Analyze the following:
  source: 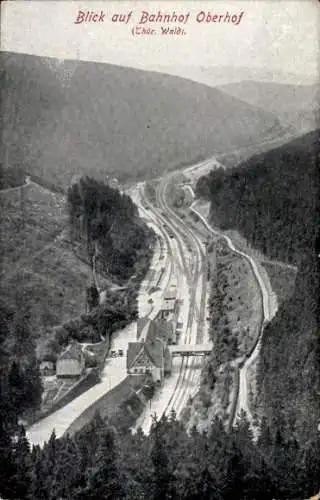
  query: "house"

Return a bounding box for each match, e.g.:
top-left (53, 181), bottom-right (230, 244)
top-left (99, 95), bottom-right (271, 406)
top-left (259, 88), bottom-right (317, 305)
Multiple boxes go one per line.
top-left (56, 341), bottom-right (85, 378)
top-left (127, 320), bottom-right (172, 383)
top-left (39, 360), bottom-right (55, 376)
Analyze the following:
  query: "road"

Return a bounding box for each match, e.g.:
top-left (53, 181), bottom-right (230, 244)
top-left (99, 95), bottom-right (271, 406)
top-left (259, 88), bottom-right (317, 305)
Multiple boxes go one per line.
top-left (27, 155), bottom-right (275, 443)
top-left (189, 199), bottom-right (278, 429)
top-left (27, 214), bottom-right (174, 446)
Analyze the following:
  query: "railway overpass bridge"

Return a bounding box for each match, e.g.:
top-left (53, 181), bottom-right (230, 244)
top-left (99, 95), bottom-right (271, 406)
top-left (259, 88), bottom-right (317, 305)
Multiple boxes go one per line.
top-left (168, 343), bottom-right (212, 357)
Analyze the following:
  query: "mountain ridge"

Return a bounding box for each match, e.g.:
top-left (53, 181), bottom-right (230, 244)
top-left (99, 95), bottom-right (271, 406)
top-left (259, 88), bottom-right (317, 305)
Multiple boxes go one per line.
top-left (1, 51), bottom-right (289, 189)
top-left (218, 80), bottom-right (319, 133)
top-left (196, 129), bottom-right (320, 446)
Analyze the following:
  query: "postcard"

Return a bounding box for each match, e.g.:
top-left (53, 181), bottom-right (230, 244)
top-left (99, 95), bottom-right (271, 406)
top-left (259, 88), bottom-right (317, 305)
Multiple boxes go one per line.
top-left (1, 2), bottom-right (319, 499)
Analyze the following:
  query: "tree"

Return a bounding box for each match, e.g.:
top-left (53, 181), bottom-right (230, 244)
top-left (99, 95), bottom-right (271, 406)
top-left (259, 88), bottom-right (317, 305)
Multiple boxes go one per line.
top-left (86, 285), bottom-right (100, 312)
top-left (120, 426), bottom-right (153, 500)
top-left (10, 309), bottom-right (32, 359)
top-left (150, 416), bottom-right (171, 500)
top-left (7, 360), bottom-right (24, 419)
top-left (233, 410), bottom-right (254, 453)
top-left (36, 429), bottom-right (58, 499)
top-left (50, 436), bottom-right (83, 499)
top-left (30, 449), bottom-right (49, 500)
top-left (23, 357), bottom-right (43, 413)
top-left (0, 417), bottom-right (16, 499)
top-left (11, 426), bottom-right (32, 499)
top-left (303, 435), bottom-right (320, 496)
top-left (80, 422), bottom-right (124, 500)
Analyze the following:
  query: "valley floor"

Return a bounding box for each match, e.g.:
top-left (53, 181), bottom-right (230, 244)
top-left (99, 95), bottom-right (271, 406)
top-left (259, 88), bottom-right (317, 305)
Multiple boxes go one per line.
top-left (25, 157), bottom-right (297, 445)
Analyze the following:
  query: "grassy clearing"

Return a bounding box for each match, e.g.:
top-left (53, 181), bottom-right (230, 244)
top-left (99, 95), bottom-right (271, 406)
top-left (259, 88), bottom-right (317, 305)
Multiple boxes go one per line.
top-left (221, 229), bottom-right (297, 309)
top-left (0, 182), bottom-right (67, 270)
top-left (179, 208), bottom-right (213, 241)
top-left (261, 261), bottom-right (297, 305)
top-left (183, 363), bottom-right (236, 432)
top-left (0, 182), bottom-right (99, 346)
top-left (209, 242), bottom-right (263, 362)
top-left (246, 356), bottom-right (260, 418)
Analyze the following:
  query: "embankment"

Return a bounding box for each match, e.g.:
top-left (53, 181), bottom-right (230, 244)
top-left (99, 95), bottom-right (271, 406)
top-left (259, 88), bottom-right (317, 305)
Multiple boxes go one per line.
top-left (65, 375), bottom-right (150, 436)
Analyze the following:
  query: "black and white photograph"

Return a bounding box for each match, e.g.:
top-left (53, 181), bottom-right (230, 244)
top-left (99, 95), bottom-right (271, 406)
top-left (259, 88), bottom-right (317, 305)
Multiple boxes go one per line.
top-left (0, 1), bottom-right (319, 498)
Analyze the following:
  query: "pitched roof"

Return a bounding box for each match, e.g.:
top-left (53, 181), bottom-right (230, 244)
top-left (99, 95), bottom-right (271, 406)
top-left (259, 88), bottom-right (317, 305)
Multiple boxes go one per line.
top-left (144, 321), bottom-right (168, 368)
top-left (156, 320), bottom-right (174, 340)
top-left (127, 342), bottom-right (144, 370)
top-left (137, 317), bottom-right (151, 340)
top-left (144, 341), bottom-right (163, 369)
top-left (164, 289), bottom-right (177, 300)
top-left (128, 319), bottom-right (173, 371)
top-left (58, 341), bottom-right (83, 362)
top-left (127, 339), bottom-right (164, 370)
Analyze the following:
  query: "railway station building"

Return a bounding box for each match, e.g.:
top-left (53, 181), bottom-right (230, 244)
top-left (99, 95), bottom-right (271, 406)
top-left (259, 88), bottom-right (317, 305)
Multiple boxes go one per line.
top-left (127, 319), bottom-right (172, 383)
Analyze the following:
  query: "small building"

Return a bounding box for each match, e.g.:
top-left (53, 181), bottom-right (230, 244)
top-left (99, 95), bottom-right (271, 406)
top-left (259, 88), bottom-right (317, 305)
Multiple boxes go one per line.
top-left (159, 289), bottom-right (178, 331)
top-left (170, 275), bottom-right (178, 288)
top-left (56, 341), bottom-right (85, 378)
top-left (164, 288), bottom-right (177, 301)
top-left (40, 360), bottom-right (55, 376)
top-left (161, 298), bottom-right (175, 316)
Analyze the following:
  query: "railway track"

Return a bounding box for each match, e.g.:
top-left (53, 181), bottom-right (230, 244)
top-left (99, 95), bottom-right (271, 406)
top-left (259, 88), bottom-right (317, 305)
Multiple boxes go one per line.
top-left (147, 175), bottom-right (209, 419)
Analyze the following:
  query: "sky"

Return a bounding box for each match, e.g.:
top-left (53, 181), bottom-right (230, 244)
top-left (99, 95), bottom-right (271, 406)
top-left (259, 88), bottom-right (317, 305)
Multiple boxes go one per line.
top-left (1, 0), bottom-right (319, 82)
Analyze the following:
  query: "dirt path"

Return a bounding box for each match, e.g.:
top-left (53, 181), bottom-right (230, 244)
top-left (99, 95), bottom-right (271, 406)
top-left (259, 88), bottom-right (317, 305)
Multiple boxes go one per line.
top-left (0, 175), bottom-right (32, 194)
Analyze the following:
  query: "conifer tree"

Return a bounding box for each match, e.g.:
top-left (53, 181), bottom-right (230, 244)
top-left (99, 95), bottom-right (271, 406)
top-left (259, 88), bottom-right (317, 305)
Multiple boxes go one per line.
top-left (7, 360), bottom-right (24, 419)
top-left (36, 429), bottom-right (58, 499)
top-left (50, 436), bottom-right (82, 499)
top-left (23, 357), bottom-right (43, 413)
top-left (80, 423), bottom-right (123, 500)
top-left (0, 417), bottom-right (16, 499)
top-left (11, 426), bottom-right (32, 499)
top-left (150, 416), bottom-right (171, 500)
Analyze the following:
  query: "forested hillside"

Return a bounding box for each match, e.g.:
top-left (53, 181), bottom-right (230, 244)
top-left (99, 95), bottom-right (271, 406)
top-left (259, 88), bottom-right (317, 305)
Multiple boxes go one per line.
top-left (1, 52), bottom-right (289, 188)
top-left (196, 130), bottom-right (320, 451)
top-left (67, 176), bottom-right (153, 282)
top-left (0, 299), bottom-right (43, 487)
top-left (37, 177), bottom-right (154, 358)
top-left (1, 410), bottom-right (319, 499)
top-left (1, 175), bottom-right (154, 424)
top-left (258, 254), bottom-right (319, 443)
top-left (219, 81), bottom-right (319, 133)
top-left (0, 162), bottom-right (26, 189)
top-left (37, 177), bottom-right (154, 359)
top-left (196, 130), bottom-right (319, 265)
